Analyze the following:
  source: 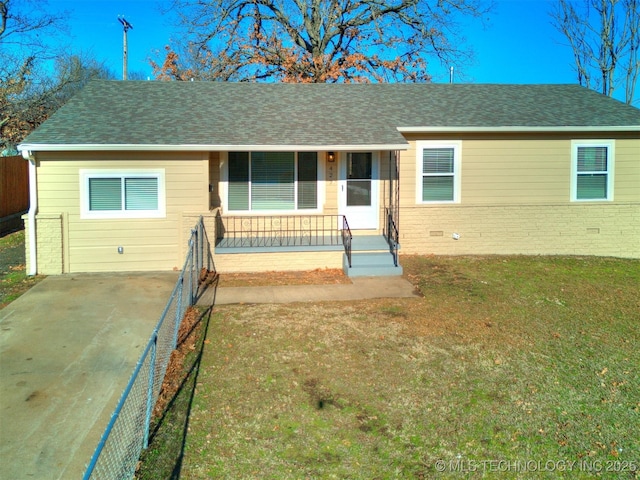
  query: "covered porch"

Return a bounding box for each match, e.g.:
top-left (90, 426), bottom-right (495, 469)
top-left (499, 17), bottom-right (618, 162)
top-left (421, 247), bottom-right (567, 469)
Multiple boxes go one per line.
top-left (206, 147), bottom-right (402, 276)
top-left (211, 213), bottom-right (401, 277)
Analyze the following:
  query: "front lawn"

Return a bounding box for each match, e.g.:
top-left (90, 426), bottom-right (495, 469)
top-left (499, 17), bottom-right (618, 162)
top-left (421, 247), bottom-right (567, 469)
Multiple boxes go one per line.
top-left (138, 255), bottom-right (640, 479)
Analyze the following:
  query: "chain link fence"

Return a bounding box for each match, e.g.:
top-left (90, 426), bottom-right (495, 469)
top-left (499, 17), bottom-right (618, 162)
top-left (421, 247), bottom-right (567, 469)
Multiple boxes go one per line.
top-left (83, 217), bottom-right (212, 480)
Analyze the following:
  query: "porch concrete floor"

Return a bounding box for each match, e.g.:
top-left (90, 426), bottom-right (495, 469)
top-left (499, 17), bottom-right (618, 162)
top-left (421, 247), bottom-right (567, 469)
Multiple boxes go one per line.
top-left (215, 234), bottom-right (390, 254)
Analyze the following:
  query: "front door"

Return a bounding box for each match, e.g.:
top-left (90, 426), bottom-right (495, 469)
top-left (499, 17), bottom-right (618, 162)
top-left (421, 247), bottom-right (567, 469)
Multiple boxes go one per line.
top-left (339, 152), bottom-right (379, 229)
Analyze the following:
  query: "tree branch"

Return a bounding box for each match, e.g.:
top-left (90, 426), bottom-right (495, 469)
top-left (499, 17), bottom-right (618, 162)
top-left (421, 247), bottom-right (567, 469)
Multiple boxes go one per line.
top-left (162, 0), bottom-right (491, 82)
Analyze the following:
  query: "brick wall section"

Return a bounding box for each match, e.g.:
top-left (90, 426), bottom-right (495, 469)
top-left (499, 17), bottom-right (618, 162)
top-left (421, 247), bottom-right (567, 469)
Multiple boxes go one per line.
top-left (181, 213), bottom-right (217, 260)
top-left (399, 203), bottom-right (640, 258)
top-left (33, 214), bottom-right (64, 274)
top-left (184, 203), bottom-right (640, 275)
top-left (23, 213), bottom-right (64, 275)
top-left (214, 251), bottom-right (343, 273)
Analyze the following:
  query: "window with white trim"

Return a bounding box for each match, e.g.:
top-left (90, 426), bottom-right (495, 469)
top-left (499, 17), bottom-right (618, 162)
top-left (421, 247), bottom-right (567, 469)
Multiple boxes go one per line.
top-left (80, 170), bottom-right (166, 219)
top-left (571, 140), bottom-right (614, 201)
top-left (416, 141), bottom-right (461, 203)
top-left (227, 152), bottom-right (318, 211)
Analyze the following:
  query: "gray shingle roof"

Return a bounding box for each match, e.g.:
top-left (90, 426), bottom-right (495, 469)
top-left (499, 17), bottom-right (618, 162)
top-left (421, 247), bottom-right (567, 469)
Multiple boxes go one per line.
top-left (21, 81), bottom-right (640, 149)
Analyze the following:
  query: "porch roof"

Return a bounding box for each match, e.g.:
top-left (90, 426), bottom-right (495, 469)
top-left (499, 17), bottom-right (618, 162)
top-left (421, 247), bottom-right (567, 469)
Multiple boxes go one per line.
top-left (20, 81), bottom-right (640, 153)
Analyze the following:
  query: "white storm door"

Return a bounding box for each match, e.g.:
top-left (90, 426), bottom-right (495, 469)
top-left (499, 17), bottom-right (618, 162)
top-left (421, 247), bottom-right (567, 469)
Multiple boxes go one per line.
top-left (339, 152), bottom-right (379, 229)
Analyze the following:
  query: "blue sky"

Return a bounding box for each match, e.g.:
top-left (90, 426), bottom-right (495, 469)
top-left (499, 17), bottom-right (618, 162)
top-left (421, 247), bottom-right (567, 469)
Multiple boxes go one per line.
top-left (51, 0), bottom-right (626, 101)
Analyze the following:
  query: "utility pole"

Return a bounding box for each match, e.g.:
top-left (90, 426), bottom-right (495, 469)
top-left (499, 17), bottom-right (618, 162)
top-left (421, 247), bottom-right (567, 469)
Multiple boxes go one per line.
top-left (118, 16), bottom-right (133, 80)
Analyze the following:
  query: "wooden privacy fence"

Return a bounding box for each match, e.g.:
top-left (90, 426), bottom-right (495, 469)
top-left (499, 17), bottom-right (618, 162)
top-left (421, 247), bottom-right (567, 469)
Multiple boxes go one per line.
top-left (0, 155), bottom-right (29, 235)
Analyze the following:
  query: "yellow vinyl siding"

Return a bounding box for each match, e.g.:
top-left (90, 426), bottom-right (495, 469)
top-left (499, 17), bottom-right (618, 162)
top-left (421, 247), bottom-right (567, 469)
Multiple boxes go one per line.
top-left (399, 134), bottom-right (640, 258)
top-left (406, 138), bottom-right (571, 205)
top-left (209, 152), bottom-right (221, 209)
top-left (398, 142), bottom-right (418, 209)
top-left (461, 140), bottom-right (568, 204)
top-left (404, 134), bottom-right (640, 205)
top-left (323, 152), bottom-right (339, 214)
top-left (614, 138), bottom-right (640, 201)
top-left (29, 134), bottom-right (638, 274)
top-left (34, 151), bottom-right (208, 273)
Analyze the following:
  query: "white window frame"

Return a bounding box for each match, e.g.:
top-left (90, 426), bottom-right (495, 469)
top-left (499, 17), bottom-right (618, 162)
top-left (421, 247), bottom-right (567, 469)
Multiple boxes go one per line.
top-left (221, 152), bottom-right (323, 214)
top-left (570, 140), bottom-right (615, 202)
top-left (80, 169), bottom-right (166, 219)
top-left (415, 140), bottom-right (462, 204)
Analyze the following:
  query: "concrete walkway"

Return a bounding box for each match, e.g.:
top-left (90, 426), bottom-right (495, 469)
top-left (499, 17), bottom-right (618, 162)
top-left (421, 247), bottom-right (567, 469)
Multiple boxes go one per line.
top-left (198, 276), bottom-right (420, 305)
top-left (0, 272), bottom-right (178, 480)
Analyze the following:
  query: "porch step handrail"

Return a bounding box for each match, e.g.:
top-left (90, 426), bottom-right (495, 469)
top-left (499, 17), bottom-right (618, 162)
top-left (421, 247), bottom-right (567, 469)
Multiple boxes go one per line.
top-left (385, 207), bottom-right (399, 267)
top-left (342, 215), bottom-right (352, 268)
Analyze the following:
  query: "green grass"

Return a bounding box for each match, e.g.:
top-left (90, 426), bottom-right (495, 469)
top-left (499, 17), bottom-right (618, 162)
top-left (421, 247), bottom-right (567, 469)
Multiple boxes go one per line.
top-left (0, 230), bottom-right (25, 249)
top-left (0, 230), bottom-right (42, 308)
top-left (139, 255), bottom-right (640, 479)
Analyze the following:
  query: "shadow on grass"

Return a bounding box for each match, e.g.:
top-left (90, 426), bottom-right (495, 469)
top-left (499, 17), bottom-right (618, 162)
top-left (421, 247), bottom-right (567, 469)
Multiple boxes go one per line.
top-left (135, 302), bottom-right (215, 480)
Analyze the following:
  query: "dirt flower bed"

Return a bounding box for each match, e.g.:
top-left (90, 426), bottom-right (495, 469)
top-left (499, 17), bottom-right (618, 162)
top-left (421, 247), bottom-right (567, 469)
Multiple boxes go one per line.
top-left (217, 268), bottom-right (350, 287)
top-left (152, 306), bottom-right (203, 418)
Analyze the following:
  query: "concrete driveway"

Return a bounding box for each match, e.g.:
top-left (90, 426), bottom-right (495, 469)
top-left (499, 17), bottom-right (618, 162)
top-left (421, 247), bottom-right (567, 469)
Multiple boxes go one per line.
top-left (0, 272), bottom-right (178, 480)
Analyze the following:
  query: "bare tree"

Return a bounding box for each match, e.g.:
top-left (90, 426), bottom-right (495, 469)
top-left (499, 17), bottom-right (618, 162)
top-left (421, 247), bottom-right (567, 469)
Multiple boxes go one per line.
top-left (154, 0), bottom-right (491, 83)
top-left (551, 0), bottom-right (639, 104)
top-left (0, 0), bottom-right (61, 45)
top-left (1, 0), bottom-right (66, 149)
top-left (1, 1), bottom-right (117, 151)
top-left (2, 52), bottom-right (116, 151)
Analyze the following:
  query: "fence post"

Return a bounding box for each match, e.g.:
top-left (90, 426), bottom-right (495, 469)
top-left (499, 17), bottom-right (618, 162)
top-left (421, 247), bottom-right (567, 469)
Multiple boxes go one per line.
top-left (174, 275), bottom-right (184, 349)
top-left (189, 230), bottom-right (196, 305)
top-left (201, 217), bottom-right (205, 270)
top-left (143, 334), bottom-right (158, 449)
top-left (198, 217), bottom-right (203, 274)
top-left (195, 224), bottom-right (200, 303)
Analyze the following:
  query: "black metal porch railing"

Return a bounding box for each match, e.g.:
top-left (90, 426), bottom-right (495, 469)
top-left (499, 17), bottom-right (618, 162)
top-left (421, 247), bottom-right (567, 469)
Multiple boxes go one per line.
top-left (385, 207), bottom-right (399, 267)
top-left (342, 216), bottom-right (352, 268)
top-left (215, 214), bottom-right (353, 262)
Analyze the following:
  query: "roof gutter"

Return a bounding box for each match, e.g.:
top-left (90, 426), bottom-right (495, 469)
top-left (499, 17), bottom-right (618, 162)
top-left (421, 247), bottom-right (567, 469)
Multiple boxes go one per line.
top-left (397, 126), bottom-right (640, 133)
top-left (21, 149), bottom-right (38, 276)
top-left (18, 143), bottom-right (410, 152)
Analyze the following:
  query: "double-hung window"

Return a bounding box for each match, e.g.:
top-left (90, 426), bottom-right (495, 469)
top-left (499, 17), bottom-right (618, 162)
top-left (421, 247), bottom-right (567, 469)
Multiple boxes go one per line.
top-left (80, 169), bottom-right (166, 219)
top-left (416, 141), bottom-right (461, 203)
top-left (571, 140), bottom-right (614, 201)
top-left (227, 152), bottom-right (318, 211)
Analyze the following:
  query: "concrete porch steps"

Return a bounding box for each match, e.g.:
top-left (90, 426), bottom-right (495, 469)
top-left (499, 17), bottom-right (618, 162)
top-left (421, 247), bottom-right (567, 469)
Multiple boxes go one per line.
top-left (213, 232), bottom-right (402, 276)
top-left (343, 252), bottom-right (403, 277)
top-left (345, 236), bottom-right (402, 277)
